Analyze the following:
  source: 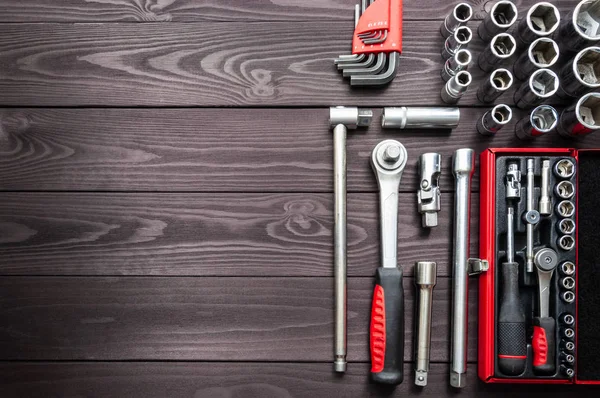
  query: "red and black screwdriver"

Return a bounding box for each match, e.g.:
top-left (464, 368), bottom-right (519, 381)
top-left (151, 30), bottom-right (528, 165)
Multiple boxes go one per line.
top-left (497, 163), bottom-right (527, 376)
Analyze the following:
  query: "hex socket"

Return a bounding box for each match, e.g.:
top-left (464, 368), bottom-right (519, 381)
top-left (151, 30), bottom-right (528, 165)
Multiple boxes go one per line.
top-left (563, 291), bottom-right (576, 303)
top-left (556, 181), bottom-right (575, 199)
top-left (563, 327), bottom-right (575, 338)
top-left (558, 0), bottom-right (600, 53)
top-left (561, 261), bottom-right (576, 276)
top-left (558, 235), bottom-right (576, 251)
top-left (514, 69), bottom-right (559, 110)
top-left (442, 49), bottom-right (471, 81)
top-left (561, 314), bottom-right (575, 325)
top-left (442, 26), bottom-right (473, 60)
top-left (441, 3), bottom-right (474, 38)
top-left (477, 104), bottom-right (512, 136)
top-left (558, 47), bottom-right (600, 99)
top-left (477, 68), bottom-right (513, 103)
top-left (554, 159), bottom-right (576, 179)
top-left (478, 33), bottom-right (517, 72)
top-left (558, 92), bottom-right (600, 137)
top-left (478, 1), bottom-right (518, 42)
top-left (515, 105), bottom-right (558, 140)
top-left (382, 107), bottom-right (461, 129)
top-left (557, 200), bottom-right (575, 218)
top-left (562, 341), bottom-right (576, 351)
top-left (557, 218), bottom-right (576, 235)
top-left (514, 2), bottom-right (560, 46)
top-left (513, 38), bottom-right (559, 81)
top-left (441, 71), bottom-right (472, 104)
top-left (561, 277), bottom-right (576, 290)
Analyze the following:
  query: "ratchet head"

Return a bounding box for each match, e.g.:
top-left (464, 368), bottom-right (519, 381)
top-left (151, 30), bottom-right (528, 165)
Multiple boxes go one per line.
top-left (329, 106), bottom-right (373, 129)
top-left (534, 247), bottom-right (559, 272)
top-left (371, 140), bottom-right (408, 177)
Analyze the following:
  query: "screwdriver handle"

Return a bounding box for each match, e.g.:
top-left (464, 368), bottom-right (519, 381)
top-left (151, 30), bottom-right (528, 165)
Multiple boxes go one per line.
top-left (533, 317), bottom-right (556, 374)
top-left (497, 261), bottom-right (527, 376)
top-left (370, 267), bottom-right (404, 385)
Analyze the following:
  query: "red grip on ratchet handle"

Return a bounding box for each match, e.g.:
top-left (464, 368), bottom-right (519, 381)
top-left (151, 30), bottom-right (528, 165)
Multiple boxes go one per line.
top-left (352, 0), bottom-right (403, 55)
top-left (533, 317), bottom-right (556, 374)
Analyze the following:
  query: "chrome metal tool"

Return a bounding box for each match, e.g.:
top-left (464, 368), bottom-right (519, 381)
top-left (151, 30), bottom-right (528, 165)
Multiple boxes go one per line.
top-left (514, 69), bottom-right (559, 110)
top-left (514, 2), bottom-right (560, 47)
top-left (524, 159), bottom-right (540, 274)
top-left (557, 47), bottom-right (600, 99)
top-left (441, 3), bottom-right (473, 38)
top-left (450, 148), bottom-right (475, 388)
top-left (418, 153), bottom-right (442, 228)
top-left (414, 261), bottom-right (437, 386)
top-left (442, 49), bottom-right (472, 82)
top-left (382, 107), bottom-right (460, 129)
top-left (478, 33), bottom-right (517, 72)
top-left (442, 26), bottom-right (473, 60)
top-left (533, 248), bottom-right (559, 374)
top-left (512, 38), bottom-right (559, 81)
top-left (557, 92), bottom-right (600, 137)
top-left (477, 68), bottom-right (513, 103)
top-left (515, 105), bottom-right (558, 140)
top-left (557, 0), bottom-right (600, 53)
top-left (330, 106), bottom-right (373, 373)
top-left (441, 71), bottom-right (472, 104)
top-left (370, 140), bottom-right (408, 385)
top-left (477, 1), bottom-right (518, 42)
top-left (477, 104), bottom-right (512, 136)
top-left (539, 160), bottom-right (552, 216)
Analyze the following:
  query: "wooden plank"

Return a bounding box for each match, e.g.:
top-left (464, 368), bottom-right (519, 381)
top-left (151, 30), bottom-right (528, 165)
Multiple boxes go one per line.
top-left (0, 1), bottom-right (577, 23)
top-left (0, 192), bottom-right (479, 277)
top-left (0, 20), bottom-right (579, 107)
top-left (2, 109), bottom-right (600, 192)
top-left (0, 276), bottom-right (477, 362)
top-left (2, 362), bottom-right (590, 398)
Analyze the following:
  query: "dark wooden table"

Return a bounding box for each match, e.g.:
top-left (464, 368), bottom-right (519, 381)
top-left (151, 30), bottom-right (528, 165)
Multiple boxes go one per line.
top-left (1, 0), bottom-right (600, 396)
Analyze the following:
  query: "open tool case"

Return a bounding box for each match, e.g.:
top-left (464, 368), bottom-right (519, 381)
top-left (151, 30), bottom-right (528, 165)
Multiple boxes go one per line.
top-left (478, 148), bottom-right (600, 384)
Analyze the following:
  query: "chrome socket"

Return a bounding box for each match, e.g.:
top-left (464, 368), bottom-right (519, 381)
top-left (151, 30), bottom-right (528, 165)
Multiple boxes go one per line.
top-left (515, 105), bottom-right (558, 140)
top-left (561, 340), bottom-right (576, 352)
top-left (441, 71), bottom-right (472, 104)
top-left (478, 33), bottom-right (517, 72)
top-left (539, 160), bottom-right (552, 216)
top-left (563, 327), bottom-right (575, 338)
top-left (477, 68), bottom-right (513, 103)
top-left (477, 1), bottom-right (518, 42)
top-left (561, 365), bottom-right (575, 378)
top-left (557, 200), bottom-right (575, 218)
top-left (382, 107), bottom-right (460, 129)
top-left (441, 3), bottom-right (474, 38)
top-left (558, 47), bottom-right (600, 99)
top-left (562, 314), bottom-right (576, 326)
top-left (561, 261), bottom-right (576, 276)
top-left (442, 49), bottom-right (472, 82)
top-left (563, 291), bottom-right (576, 304)
top-left (561, 277), bottom-right (576, 290)
top-left (514, 2), bottom-right (560, 46)
top-left (558, 235), bottom-right (576, 251)
top-left (562, 353), bottom-right (576, 364)
top-left (557, 218), bottom-right (576, 235)
top-left (477, 104), bottom-right (512, 136)
top-left (442, 26), bottom-right (473, 60)
top-left (556, 181), bottom-right (575, 199)
top-left (513, 38), bottom-right (559, 81)
top-left (554, 159), bottom-right (576, 179)
top-left (514, 69), bottom-right (559, 110)
top-left (558, 92), bottom-right (600, 137)
top-left (558, 0), bottom-right (600, 53)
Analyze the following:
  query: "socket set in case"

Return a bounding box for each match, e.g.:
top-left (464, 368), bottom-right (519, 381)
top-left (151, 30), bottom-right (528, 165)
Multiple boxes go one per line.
top-left (479, 148), bottom-right (600, 384)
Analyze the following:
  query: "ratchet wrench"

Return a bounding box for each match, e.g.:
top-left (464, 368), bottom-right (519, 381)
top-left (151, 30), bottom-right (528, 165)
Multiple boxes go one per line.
top-left (370, 139), bottom-right (408, 385)
top-left (533, 247), bottom-right (559, 374)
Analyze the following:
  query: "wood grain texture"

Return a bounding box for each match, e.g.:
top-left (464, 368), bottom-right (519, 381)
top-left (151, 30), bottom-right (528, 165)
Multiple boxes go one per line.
top-left (0, 192), bottom-right (478, 277)
top-left (0, 20), bottom-right (582, 107)
top-left (3, 108), bottom-right (600, 192)
top-left (0, 1), bottom-right (576, 22)
top-left (0, 276), bottom-right (477, 362)
top-left (4, 362), bottom-right (595, 398)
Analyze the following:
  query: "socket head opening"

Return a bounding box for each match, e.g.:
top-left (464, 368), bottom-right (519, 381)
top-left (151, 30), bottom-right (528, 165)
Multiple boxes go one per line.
top-left (565, 354), bottom-right (575, 363)
top-left (490, 69), bottom-right (513, 91)
top-left (455, 49), bottom-right (472, 66)
top-left (557, 200), bottom-right (575, 218)
top-left (558, 218), bottom-right (576, 234)
top-left (456, 71), bottom-right (472, 86)
top-left (556, 181), bottom-right (576, 199)
top-left (566, 341), bottom-right (576, 351)
top-left (562, 277), bottom-right (576, 289)
top-left (576, 92), bottom-right (600, 128)
top-left (454, 3), bottom-right (473, 23)
top-left (492, 104), bottom-right (512, 125)
top-left (454, 26), bottom-right (473, 44)
top-left (559, 235), bottom-right (576, 251)
top-left (564, 327), bottom-right (575, 337)
top-left (531, 105), bottom-right (558, 132)
top-left (491, 33), bottom-right (517, 58)
top-left (563, 314), bottom-right (576, 325)
top-left (575, 47), bottom-right (600, 86)
top-left (528, 3), bottom-right (560, 35)
top-left (530, 69), bottom-right (559, 97)
top-left (573, 0), bottom-right (600, 40)
top-left (529, 38), bottom-right (559, 67)
top-left (492, 1), bottom-right (518, 28)
top-left (561, 261), bottom-right (576, 276)
top-left (555, 159), bottom-right (576, 178)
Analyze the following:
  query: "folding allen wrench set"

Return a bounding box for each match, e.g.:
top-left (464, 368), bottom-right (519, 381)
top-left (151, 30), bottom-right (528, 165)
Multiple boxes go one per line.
top-left (327, 0), bottom-right (600, 389)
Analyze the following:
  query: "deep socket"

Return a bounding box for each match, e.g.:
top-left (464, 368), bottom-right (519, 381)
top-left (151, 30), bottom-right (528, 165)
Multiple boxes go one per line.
top-left (558, 92), bottom-right (600, 138)
top-left (477, 104), bottom-right (512, 136)
top-left (441, 71), bottom-right (472, 104)
top-left (557, 47), bottom-right (600, 98)
top-left (561, 261), bottom-right (576, 276)
top-left (556, 181), bottom-right (575, 199)
top-left (478, 33), bottom-right (517, 72)
top-left (442, 49), bottom-right (472, 82)
top-left (554, 159), bottom-right (576, 179)
top-left (515, 105), bottom-right (558, 140)
top-left (512, 38), bottom-right (559, 81)
top-left (563, 291), bottom-right (576, 304)
top-left (441, 3), bottom-right (474, 38)
top-left (442, 26), bottom-right (473, 60)
top-left (477, 68), bottom-right (513, 103)
top-left (557, 219), bottom-right (576, 235)
top-left (561, 277), bottom-right (576, 290)
top-left (514, 2), bottom-right (560, 46)
top-left (514, 69), bottom-right (559, 110)
top-left (561, 314), bottom-right (575, 325)
top-left (478, 1), bottom-right (518, 42)
top-left (557, 200), bottom-right (575, 218)
top-left (558, 0), bottom-right (600, 53)
top-left (382, 107), bottom-right (460, 129)
top-left (558, 235), bottom-right (575, 251)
